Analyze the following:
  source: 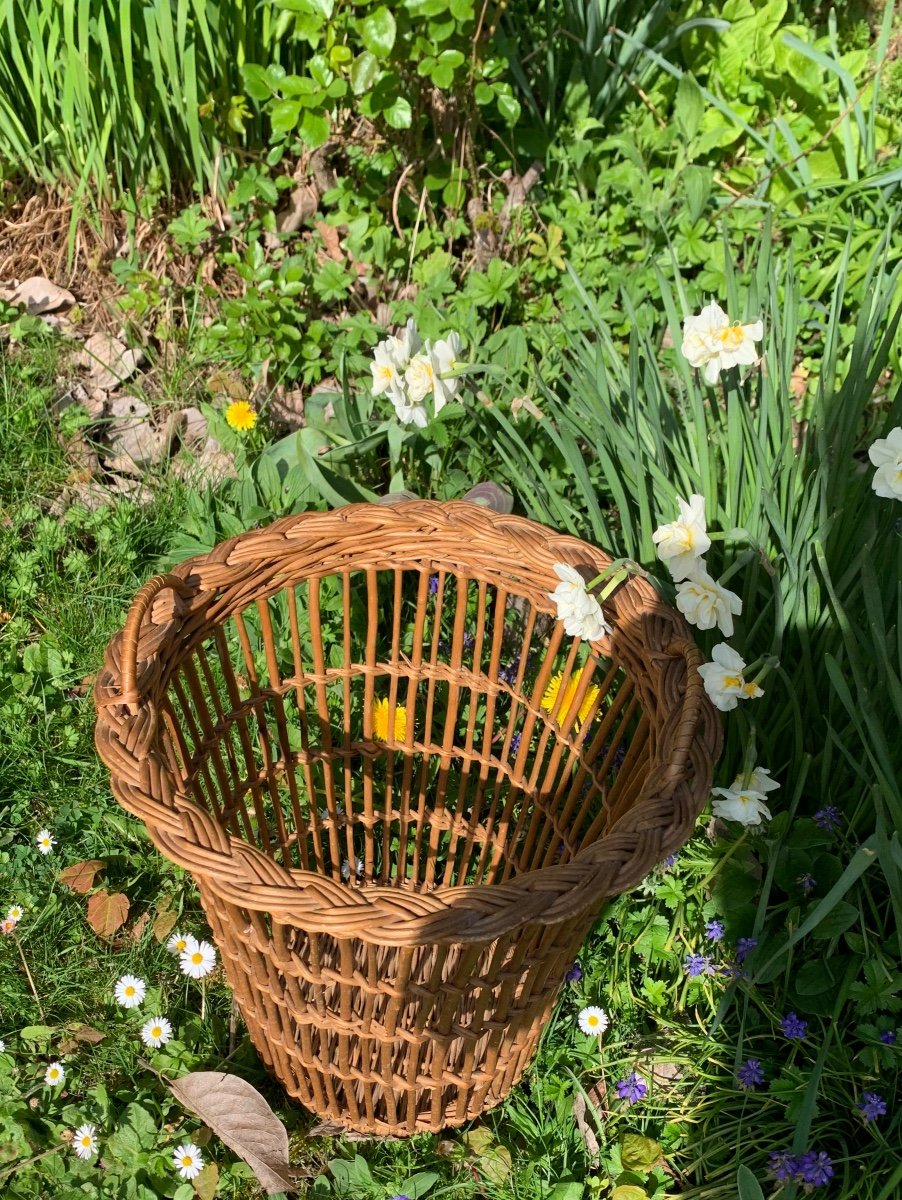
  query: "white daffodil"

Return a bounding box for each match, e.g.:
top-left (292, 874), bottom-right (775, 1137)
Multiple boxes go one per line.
top-left (140, 1016), bottom-right (173, 1048)
top-left (114, 974), bottom-right (146, 1009)
top-left (386, 317), bottom-right (421, 366)
top-left (35, 829), bottom-right (55, 855)
top-left (173, 1143), bottom-right (204, 1180)
top-left (390, 390), bottom-right (429, 429)
top-left (675, 567), bottom-right (742, 637)
top-left (711, 783), bottom-right (772, 826)
top-left (697, 643), bottom-right (763, 712)
top-left (44, 1061), bottom-right (65, 1086)
top-left (180, 938), bottom-right (217, 980)
top-left (370, 341), bottom-right (407, 403)
top-left (431, 331), bottom-right (463, 414)
top-left (405, 350), bottom-right (437, 405)
top-left (868, 426), bottom-right (902, 501)
top-left (167, 932), bottom-right (191, 955)
top-left (548, 563), bottom-right (610, 642)
top-left (681, 301), bottom-right (763, 384)
top-left (577, 1006), bottom-right (609, 1035)
top-left (73, 1123), bottom-right (98, 1160)
top-left (652, 494), bottom-right (711, 581)
top-left (738, 766), bottom-right (780, 795)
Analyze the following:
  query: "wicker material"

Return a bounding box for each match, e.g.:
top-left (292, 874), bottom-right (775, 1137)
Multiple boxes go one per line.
top-left (94, 501), bottom-right (720, 1135)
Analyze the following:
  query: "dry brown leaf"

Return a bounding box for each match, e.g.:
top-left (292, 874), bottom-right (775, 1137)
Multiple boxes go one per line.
top-left (315, 220), bottom-right (343, 262)
top-left (76, 333), bottom-right (144, 390)
top-left (167, 1071), bottom-right (296, 1195)
top-left (152, 904), bottom-right (179, 943)
top-left (59, 1024), bottom-right (106, 1054)
top-left (307, 1119), bottom-right (374, 1141)
top-left (129, 912), bottom-right (151, 942)
top-left (59, 860), bottom-right (105, 894)
top-left (192, 1162), bottom-right (219, 1200)
top-left (86, 890), bottom-right (130, 937)
top-left (0, 275), bottom-right (76, 314)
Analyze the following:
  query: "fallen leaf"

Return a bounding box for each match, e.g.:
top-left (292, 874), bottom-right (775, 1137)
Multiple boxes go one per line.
top-left (167, 1071), bottom-right (296, 1195)
top-left (86, 890), bottom-right (130, 937)
top-left (461, 1128), bottom-right (512, 1185)
top-left (193, 1161), bottom-right (219, 1200)
top-left (129, 912), bottom-right (151, 941)
top-left (76, 334), bottom-right (144, 390)
top-left (152, 904), bottom-right (179, 943)
top-left (0, 276), bottom-right (76, 314)
top-left (59, 1025), bottom-right (106, 1054)
top-left (620, 1133), bottom-right (663, 1172)
top-left (572, 1090), bottom-right (600, 1165)
top-left (59, 860), bottom-right (105, 894)
top-left (307, 1119), bottom-right (372, 1141)
top-left (315, 220), bottom-right (343, 262)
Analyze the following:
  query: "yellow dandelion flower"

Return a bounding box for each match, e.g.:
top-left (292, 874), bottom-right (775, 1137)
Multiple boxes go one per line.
top-left (540, 666), bottom-right (600, 729)
top-left (225, 400), bottom-right (257, 432)
top-left (371, 698), bottom-right (408, 743)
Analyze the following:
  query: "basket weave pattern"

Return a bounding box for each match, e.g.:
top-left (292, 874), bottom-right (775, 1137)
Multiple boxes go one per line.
top-left (95, 502), bottom-right (720, 1134)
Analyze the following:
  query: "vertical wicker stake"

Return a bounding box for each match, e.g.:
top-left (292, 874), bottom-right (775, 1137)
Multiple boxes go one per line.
top-left (95, 502), bottom-right (720, 1135)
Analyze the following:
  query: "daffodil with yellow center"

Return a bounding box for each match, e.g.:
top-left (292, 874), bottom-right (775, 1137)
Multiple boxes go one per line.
top-left (541, 666), bottom-right (599, 729)
top-left (371, 698), bottom-right (408, 743)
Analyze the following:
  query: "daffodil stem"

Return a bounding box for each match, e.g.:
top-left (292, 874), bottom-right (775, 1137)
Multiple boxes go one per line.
top-left (14, 933), bottom-right (45, 1024)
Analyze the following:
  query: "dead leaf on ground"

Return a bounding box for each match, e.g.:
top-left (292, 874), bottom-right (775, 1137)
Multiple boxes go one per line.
top-left (307, 1119), bottom-right (373, 1141)
top-left (152, 903), bottom-right (179, 943)
top-left (315, 220), bottom-right (343, 262)
top-left (59, 1024), bottom-right (106, 1054)
top-left (76, 333), bottom-right (144, 390)
top-left (0, 275), bottom-right (76, 314)
top-left (59, 859), bottom-right (105, 894)
top-left (572, 1089), bottom-right (600, 1165)
top-left (167, 1071), bottom-right (297, 1195)
top-left (461, 1127), bottom-right (512, 1184)
top-left (129, 911), bottom-right (151, 942)
top-left (192, 1162), bottom-right (219, 1200)
top-left (86, 890), bottom-right (130, 937)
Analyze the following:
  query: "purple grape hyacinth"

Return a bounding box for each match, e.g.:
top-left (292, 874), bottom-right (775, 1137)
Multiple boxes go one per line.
top-left (737, 1059), bottom-right (765, 1088)
top-left (880, 1029), bottom-right (897, 1045)
top-left (781, 1012), bottom-right (808, 1040)
top-left (798, 1151), bottom-right (834, 1187)
top-left (859, 1091), bottom-right (887, 1121)
top-left (768, 1152), bottom-right (800, 1183)
top-left (798, 873), bottom-right (816, 895)
top-left (736, 936), bottom-right (757, 963)
top-left (813, 805), bottom-right (842, 831)
top-left (615, 1072), bottom-right (648, 1103)
top-left (564, 962), bottom-right (582, 983)
top-left (705, 919), bottom-right (725, 942)
top-left (684, 953), bottom-right (712, 977)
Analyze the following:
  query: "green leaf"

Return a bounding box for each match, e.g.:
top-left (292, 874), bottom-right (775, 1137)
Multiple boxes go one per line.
top-left (241, 63), bottom-right (274, 101)
top-left (675, 73), bottom-right (704, 140)
top-left (299, 109), bottom-right (330, 147)
top-left (620, 1134), bottom-right (661, 1171)
top-left (737, 1165), bottom-right (765, 1200)
top-left (683, 164), bottom-right (712, 224)
top-left (383, 96), bottom-right (412, 129)
top-left (270, 98), bottom-right (302, 134)
top-left (19, 1025), bottom-right (54, 1043)
top-left (398, 1173), bottom-right (439, 1198)
top-left (546, 1185), bottom-right (584, 1200)
top-left (350, 52), bottom-right (379, 96)
top-left (810, 900), bottom-right (858, 940)
top-left (359, 7), bottom-right (397, 59)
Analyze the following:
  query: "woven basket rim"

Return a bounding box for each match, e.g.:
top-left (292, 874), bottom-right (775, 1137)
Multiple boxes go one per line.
top-left (94, 501), bottom-right (721, 944)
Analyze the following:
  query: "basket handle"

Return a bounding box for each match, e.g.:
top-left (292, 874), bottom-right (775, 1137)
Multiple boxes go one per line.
top-left (119, 573), bottom-right (195, 706)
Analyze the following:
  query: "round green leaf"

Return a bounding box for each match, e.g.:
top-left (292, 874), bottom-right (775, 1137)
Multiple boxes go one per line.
top-left (383, 96), bottom-right (412, 129)
top-left (359, 7), bottom-right (396, 59)
top-left (474, 81), bottom-right (494, 105)
top-left (299, 109), bottom-right (330, 148)
top-left (350, 51), bottom-right (379, 96)
top-left (269, 98), bottom-right (302, 134)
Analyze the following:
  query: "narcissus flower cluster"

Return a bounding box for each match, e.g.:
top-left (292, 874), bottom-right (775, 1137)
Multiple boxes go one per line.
top-left (681, 301), bottom-right (763, 384)
top-left (371, 318), bottom-right (464, 428)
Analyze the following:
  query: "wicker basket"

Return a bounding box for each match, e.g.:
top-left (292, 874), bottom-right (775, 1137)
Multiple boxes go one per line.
top-left (94, 501), bottom-right (719, 1135)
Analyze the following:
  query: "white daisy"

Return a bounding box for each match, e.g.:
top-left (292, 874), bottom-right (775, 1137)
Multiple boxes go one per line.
top-left (44, 1061), bottom-right (65, 1086)
top-left (0, 1039), bottom-right (6, 1052)
top-left (173, 1142), bottom-right (204, 1180)
top-left (167, 931), bottom-right (191, 955)
top-left (578, 1006), bottom-right (610, 1036)
top-left (140, 1016), bottom-right (173, 1048)
top-left (6, 904), bottom-right (24, 924)
top-left (114, 974), bottom-right (146, 1008)
top-left (179, 940), bottom-right (217, 980)
top-left (73, 1123), bottom-right (98, 1160)
top-left (36, 829), bottom-right (56, 855)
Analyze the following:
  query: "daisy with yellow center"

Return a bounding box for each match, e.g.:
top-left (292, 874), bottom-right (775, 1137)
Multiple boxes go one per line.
top-left (224, 400), bottom-right (257, 432)
top-left (73, 1123), bottom-right (98, 1160)
top-left (44, 1061), bottom-right (65, 1086)
top-left (578, 1006), bottom-right (609, 1036)
top-left (179, 936), bottom-right (217, 979)
top-left (371, 698), bottom-right (408, 743)
top-left (173, 1142), bottom-right (204, 1180)
top-left (140, 1016), bottom-right (173, 1048)
top-left (540, 666), bottom-right (600, 730)
top-left (114, 974), bottom-right (146, 1008)
top-left (167, 931), bottom-right (190, 955)
top-left (36, 829), bottom-right (56, 854)
top-left (6, 904), bottom-right (24, 924)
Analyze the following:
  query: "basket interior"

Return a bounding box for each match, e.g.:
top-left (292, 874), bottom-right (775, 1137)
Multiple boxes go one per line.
top-left (154, 566), bottom-right (650, 891)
